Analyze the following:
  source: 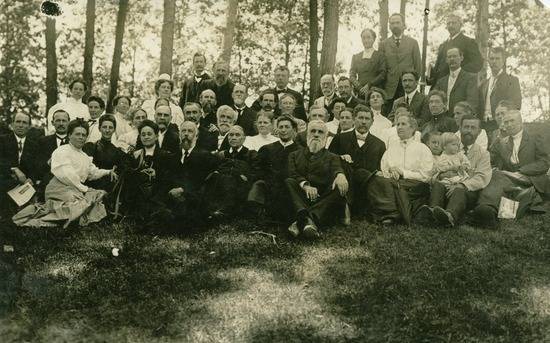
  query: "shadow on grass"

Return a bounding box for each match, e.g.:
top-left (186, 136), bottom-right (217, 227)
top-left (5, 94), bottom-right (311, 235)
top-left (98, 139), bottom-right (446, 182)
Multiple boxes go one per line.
top-left (1, 218), bottom-right (308, 341)
top-left (247, 322), bottom-right (343, 343)
top-left (316, 218), bottom-right (550, 342)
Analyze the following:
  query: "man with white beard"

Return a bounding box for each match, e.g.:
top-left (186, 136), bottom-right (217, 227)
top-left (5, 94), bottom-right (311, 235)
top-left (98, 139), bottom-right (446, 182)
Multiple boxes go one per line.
top-left (285, 120), bottom-right (349, 239)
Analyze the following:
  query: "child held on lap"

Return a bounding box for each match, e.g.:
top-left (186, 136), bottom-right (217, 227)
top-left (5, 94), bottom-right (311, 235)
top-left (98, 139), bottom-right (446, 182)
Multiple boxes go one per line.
top-left (432, 132), bottom-right (471, 186)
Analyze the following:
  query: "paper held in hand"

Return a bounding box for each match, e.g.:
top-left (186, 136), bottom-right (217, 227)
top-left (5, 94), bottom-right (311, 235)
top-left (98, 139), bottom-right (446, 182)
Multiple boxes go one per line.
top-left (8, 182), bottom-right (36, 207)
top-left (498, 196), bottom-right (519, 219)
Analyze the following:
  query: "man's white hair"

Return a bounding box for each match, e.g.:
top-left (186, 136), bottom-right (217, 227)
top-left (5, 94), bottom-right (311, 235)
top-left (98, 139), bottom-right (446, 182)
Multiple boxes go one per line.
top-left (216, 105), bottom-right (237, 123)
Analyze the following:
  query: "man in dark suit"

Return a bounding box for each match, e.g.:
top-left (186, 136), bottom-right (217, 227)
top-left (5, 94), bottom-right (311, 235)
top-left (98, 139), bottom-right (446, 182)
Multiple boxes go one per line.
top-left (166, 121), bottom-right (220, 229)
top-left (251, 66), bottom-right (306, 121)
top-left (179, 52), bottom-right (211, 107)
top-left (182, 102), bottom-right (218, 151)
top-left (36, 109), bottom-right (70, 194)
top-left (0, 112), bottom-right (39, 214)
top-left (478, 47), bottom-right (522, 131)
top-left (421, 90), bottom-right (458, 137)
top-left (203, 125), bottom-right (257, 220)
top-left (152, 105), bottom-right (180, 154)
top-left (215, 105), bottom-right (237, 151)
top-left (379, 13), bottom-right (422, 101)
top-left (427, 12), bottom-right (483, 85)
top-left (232, 83), bottom-right (257, 136)
top-left (328, 105), bottom-right (386, 216)
top-left (248, 116), bottom-right (301, 222)
top-left (198, 60), bottom-right (235, 108)
top-left (286, 120), bottom-right (349, 239)
top-left (391, 70), bottom-right (430, 125)
top-left (337, 76), bottom-right (365, 109)
top-left (198, 89), bottom-right (218, 128)
top-left (434, 47), bottom-right (479, 115)
top-left (473, 110), bottom-right (550, 227)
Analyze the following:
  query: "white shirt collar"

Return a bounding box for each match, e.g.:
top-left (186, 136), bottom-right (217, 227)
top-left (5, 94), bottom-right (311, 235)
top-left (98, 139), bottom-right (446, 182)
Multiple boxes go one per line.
top-left (511, 129), bottom-right (523, 141)
top-left (14, 134), bottom-right (26, 144)
top-left (67, 97), bottom-right (82, 104)
top-left (280, 139), bottom-right (294, 147)
top-left (229, 146), bottom-right (243, 154)
top-left (491, 69), bottom-right (503, 79)
top-left (450, 32), bottom-right (461, 40)
top-left (405, 90), bottom-right (416, 100)
top-left (342, 127), bottom-right (354, 133)
top-left (450, 67), bottom-right (461, 78)
top-left (355, 129), bottom-right (368, 138)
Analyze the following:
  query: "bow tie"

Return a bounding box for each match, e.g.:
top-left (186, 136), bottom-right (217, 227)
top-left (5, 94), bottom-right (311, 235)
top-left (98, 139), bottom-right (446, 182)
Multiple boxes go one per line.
top-left (88, 119), bottom-right (97, 125)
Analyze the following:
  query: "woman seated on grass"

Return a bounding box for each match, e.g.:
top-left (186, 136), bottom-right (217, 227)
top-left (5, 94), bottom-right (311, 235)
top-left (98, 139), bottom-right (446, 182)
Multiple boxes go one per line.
top-left (366, 114), bottom-right (433, 225)
top-left (13, 119), bottom-right (118, 228)
top-left (82, 114), bottom-right (129, 192)
top-left (121, 119), bottom-right (173, 225)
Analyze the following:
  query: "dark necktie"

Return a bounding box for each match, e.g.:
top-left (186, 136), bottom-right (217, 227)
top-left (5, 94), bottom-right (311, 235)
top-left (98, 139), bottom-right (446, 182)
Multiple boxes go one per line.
top-left (405, 95), bottom-right (409, 105)
top-left (463, 145), bottom-right (469, 155)
top-left (508, 136), bottom-right (515, 163)
top-left (395, 37), bottom-right (401, 47)
top-left (17, 140), bottom-right (23, 162)
top-left (184, 149), bottom-right (189, 159)
top-left (57, 136), bottom-right (67, 145)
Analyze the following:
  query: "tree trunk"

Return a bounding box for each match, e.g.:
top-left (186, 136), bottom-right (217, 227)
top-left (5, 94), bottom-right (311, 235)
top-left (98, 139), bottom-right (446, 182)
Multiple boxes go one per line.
top-left (319, 0), bottom-right (339, 76)
top-left (500, 0), bottom-right (507, 69)
top-left (420, 0), bottom-right (430, 93)
top-left (284, 2), bottom-right (295, 67)
top-left (221, 0), bottom-right (239, 66)
top-left (379, 0), bottom-right (389, 42)
top-left (82, 0), bottom-right (95, 99)
top-left (107, 0), bottom-right (129, 114)
top-left (400, 0), bottom-right (407, 25)
top-left (476, 0), bottom-right (489, 83)
top-left (160, 0), bottom-right (176, 75)
top-left (308, 0), bottom-right (320, 105)
top-left (45, 17), bottom-right (58, 116)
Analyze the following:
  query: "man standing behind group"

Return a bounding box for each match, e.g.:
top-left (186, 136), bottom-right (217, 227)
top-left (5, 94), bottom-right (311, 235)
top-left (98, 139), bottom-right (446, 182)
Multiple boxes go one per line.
top-left (252, 66), bottom-right (306, 121)
top-left (434, 47), bottom-right (479, 114)
top-left (199, 60), bottom-right (235, 107)
top-left (232, 83), bottom-right (257, 136)
top-left (179, 52), bottom-right (211, 106)
top-left (379, 13), bottom-right (421, 102)
top-left (427, 12), bottom-right (483, 86)
top-left (391, 71), bottom-right (429, 126)
top-left (478, 47), bottom-right (522, 132)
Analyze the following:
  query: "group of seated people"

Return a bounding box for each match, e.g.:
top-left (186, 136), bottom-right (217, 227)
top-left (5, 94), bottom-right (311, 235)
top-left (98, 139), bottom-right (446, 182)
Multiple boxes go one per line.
top-left (1, 15), bottom-right (547, 237)
top-left (0, 64), bottom-right (547, 238)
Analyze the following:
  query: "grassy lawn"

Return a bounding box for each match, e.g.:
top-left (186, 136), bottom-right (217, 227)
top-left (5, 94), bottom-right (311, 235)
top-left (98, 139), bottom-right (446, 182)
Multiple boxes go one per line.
top-left (1, 212), bottom-right (550, 342)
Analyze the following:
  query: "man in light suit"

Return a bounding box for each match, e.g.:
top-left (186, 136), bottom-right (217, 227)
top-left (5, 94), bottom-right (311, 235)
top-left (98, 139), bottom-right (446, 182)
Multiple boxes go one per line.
top-left (417, 115), bottom-right (491, 227)
top-left (313, 74), bottom-right (337, 111)
top-left (434, 47), bottom-right (479, 115)
top-left (379, 13), bottom-right (422, 101)
top-left (427, 12), bottom-right (483, 86)
top-left (478, 47), bottom-right (522, 132)
top-left (473, 110), bottom-right (550, 227)
top-left (391, 70), bottom-right (430, 126)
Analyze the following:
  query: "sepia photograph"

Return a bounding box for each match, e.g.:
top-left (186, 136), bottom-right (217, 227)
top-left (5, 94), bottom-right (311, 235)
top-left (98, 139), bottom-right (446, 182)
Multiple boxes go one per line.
top-left (1, 0), bottom-right (550, 341)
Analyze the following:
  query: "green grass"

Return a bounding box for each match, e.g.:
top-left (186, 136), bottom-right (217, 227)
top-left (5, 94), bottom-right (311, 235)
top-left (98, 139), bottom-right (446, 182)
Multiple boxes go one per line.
top-left (1, 213), bottom-right (550, 342)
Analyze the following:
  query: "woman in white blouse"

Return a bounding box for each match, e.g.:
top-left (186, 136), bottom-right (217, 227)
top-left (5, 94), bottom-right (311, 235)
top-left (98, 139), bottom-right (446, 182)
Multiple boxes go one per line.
top-left (112, 95), bottom-right (134, 138)
top-left (243, 114), bottom-right (278, 151)
top-left (13, 120), bottom-right (118, 228)
top-left (365, 87), bottom-right (392, 140)
top-left (46, 79), bottom-right (90, 134)
top-left (117, 108), bottom-right (147, 152)
top-left (367, 115), bottom-right (434, 225)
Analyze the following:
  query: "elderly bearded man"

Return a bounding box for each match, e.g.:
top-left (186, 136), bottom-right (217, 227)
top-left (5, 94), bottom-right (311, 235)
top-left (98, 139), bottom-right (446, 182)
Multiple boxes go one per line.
top-left (285, 120), bottom-right (349, 239)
